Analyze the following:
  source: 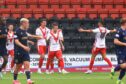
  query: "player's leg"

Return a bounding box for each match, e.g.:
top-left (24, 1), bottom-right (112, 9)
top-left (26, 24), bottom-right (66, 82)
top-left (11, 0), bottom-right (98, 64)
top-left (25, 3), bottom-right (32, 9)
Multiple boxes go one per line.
top-left (13, 64), bottom-right (22, 84)
top-left (85, 47), bottom-right (98, 74)
top-left (101, 48), bottom-right (113, 68)
top-left (9, 50), bottom-right (15, 73)
top-left (38, 46), bottom-right (46, 73)
top-left (0, 48), bottom-right (8, 78)
top-left (46, 51), bottom-right (54, 74)
top-left (23, 53), bottom-right (34, 84)
top-left (56, 50), bottom-right (68, 74)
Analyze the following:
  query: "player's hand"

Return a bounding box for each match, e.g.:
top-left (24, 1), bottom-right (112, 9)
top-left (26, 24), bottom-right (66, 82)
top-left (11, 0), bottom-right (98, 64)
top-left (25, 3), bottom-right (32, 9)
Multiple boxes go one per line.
top-left (61, 45), bottom-right (65, 51)
top-left (78, 28), bottom-right (84, 32)
top-left (28, 41), bottom-right (34, 45)
top-left (23, 46), bottom-right (30, 52)
top-left (113, 29), bottom-right (117, 32)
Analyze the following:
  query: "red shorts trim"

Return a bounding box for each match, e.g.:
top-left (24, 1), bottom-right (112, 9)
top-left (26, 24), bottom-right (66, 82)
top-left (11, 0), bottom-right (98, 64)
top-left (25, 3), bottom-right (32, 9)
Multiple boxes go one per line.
top-left (92, 47), bottom-right (106, 55)
top-left (48, 50), bottom-right (62, 59)
top-left (37, 46), bottom-right (46, 55)
top-left (8, 49), bottom-right (14, 56)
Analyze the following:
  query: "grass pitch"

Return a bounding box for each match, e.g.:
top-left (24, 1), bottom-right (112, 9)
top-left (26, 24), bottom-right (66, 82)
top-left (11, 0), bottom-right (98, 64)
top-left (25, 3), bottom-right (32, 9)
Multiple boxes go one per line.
top-left (0, 72), bottom-right (126, 84)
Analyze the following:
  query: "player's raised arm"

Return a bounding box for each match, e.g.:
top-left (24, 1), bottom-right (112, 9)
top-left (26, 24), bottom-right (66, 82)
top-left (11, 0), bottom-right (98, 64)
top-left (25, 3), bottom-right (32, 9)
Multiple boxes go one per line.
top-left (78, 28), bottom-right (92, 33)
top-left (27, 32), bottom-right (43, 39)
top-left (109, 29), bottom-right (117, 33)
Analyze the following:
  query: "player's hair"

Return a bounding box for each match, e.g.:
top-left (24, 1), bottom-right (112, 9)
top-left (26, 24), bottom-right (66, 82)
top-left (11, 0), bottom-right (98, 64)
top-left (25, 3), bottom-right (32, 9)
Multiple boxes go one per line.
top-left (52, 22), bottom-right (58, 27)
top-left (0, 17), bottom-right (5, 25)
top-left (120, 18), bottom-right (126, 25)
top-left (20, 18), bottom-right (29, 23)
top-left (40, 18), bottom-right (47, 23)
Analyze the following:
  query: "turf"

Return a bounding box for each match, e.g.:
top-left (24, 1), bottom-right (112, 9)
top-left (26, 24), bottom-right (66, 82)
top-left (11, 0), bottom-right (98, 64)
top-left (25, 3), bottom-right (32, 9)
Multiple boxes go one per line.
top-left (0, 72), bottom-right (126, 84)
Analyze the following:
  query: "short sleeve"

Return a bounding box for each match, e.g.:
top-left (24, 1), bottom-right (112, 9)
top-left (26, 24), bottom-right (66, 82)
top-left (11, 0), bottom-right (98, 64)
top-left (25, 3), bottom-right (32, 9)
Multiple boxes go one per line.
top-left (46, 33), bottom-right (51, 40)
top-left (36, 29), bottom-right (41, 36)
top-left (106, 29), bottom-right (110, 34)
top-left (59, 30), bottom-right (63, 40)
top-left (114, 30), bottom-right (120, 39)
top-left (14, 30), bottom-right (19, 40)
top-left (92, 28), bottom-right (100, 33)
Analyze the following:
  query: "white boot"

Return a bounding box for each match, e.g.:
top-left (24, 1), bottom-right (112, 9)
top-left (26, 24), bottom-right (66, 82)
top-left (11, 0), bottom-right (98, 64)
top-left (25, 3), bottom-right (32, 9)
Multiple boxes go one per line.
top-left (50, 70), bottom-right (54, 74)
top-left (38, 68), bottom-right (42, 74)
top-left (58, 68), bottom-right (61, 73)
top-left (45, 70), bottom-right (50, 74)
top-left (61, 69), bottom-right (69, 74)
top-left (85, 70), bottom-right (93, 74)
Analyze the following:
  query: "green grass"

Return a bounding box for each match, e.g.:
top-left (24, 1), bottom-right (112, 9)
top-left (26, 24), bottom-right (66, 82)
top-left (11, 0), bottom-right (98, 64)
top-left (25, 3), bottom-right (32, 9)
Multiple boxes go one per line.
top-left (0, 72), bottom-right (126, 84)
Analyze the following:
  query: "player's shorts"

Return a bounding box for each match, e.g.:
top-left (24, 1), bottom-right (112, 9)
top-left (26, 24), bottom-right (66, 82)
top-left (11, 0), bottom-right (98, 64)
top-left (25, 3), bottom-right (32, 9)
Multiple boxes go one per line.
top-left (92, 47), bottom-right (106, 55)
top-left (48, 50), bottom-right (62, 59)
top-left (8, 49), bottom-right (14, 56)
top-left (37, 45), bottom-right (46, 55)
top-left (0, 46), bottom-right (8, 57)
top-left (14, 51), bottom-right (30, 64)
top-left (116, 51), bottom-right (126, 64)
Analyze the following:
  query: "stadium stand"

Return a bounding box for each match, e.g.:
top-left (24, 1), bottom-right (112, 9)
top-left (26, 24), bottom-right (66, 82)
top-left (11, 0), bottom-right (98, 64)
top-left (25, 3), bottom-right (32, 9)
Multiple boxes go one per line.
top-left (0, 0), bottom-right (125, 54)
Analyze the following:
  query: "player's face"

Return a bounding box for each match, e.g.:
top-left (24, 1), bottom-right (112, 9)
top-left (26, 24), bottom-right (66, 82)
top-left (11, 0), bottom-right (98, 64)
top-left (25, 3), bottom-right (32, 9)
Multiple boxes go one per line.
top-left (22, 21), bottom-right (29, 30)
top-left (53, 25), bottom-right (58, 31)
top-left (8, 25), bottom-right (14, 31)
top-left (98, 22), bottom-right (103, 27)
top-left (41, 21), bottom-right (47, 27)
top-left (123, 23), bottom-right (126, 29)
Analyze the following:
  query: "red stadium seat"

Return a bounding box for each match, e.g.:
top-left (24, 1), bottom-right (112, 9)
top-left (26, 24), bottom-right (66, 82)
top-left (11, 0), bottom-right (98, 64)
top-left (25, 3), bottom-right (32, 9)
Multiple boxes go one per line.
top-left (11, 9), bottom-right (22, 18)
top-left (98, 9), bottom-right (108, 20)
top-left (66, 8), bottom-right (76, 19)
top-left (92, 0), bottom-right (103, 9)
top-left (70, 0), bottom-right (81, 8)
top-left (109, 9), bottom-right (119, 19)
top-left (50, 0), bottom-right (60, 8)
top-left (120, 9), bottom-right (126, 18)
top-left (44, 9), bottom-right (54, 19)
top-left (103, 0), bottom-right (114, 9)
top-left (87, 9), bottom-right (98, 19)
top-left (17, 0), bottom-right (27, 8)
top-left (114, 0), bottom-right (124, 9)
top-left (0, 9), bottom-right (10, 17)
top-left (55, 9), bottom-right (65, 19)
top-left (60, 0), bottom-right (70, 8)
top-left (33, 9), bottom-right (43, 19)
top-left (0, 0), bottom-right (5, 8)
top-left (82, 0), bottom-right (92, 9)
top-left (27, 0), bottom-right (38, 8)
top-left (6, 0), bottom-right (16, 8)
top-left (38, 0), bottom-right (49, 9)
top-left (22, 9), bottom-right (33, 18)
top-left (76, 8), bottom-right (87, 19)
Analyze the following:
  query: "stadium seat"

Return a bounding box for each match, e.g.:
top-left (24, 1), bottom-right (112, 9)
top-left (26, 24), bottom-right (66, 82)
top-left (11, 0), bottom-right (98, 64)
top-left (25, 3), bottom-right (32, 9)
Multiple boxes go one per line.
top-left (0, 9), bottom-right (10, 17)
top-left (92, 0), bottom-right (103, 9)
top-left (60, 17), bottom-right (70, 28)
top-left (70, 0), bottom-right (81, 8)
top-left (87, 9), bottom-right (98, 19)
top-left (114, 0), bottom-right (124, 9)
top-left (55, 8), bottom-right (65, 19)
top-left (17, 0), bottom-right (27, 8)
top-left (120, 9), bottom-right (126, 18)
top-left (60, 0), bottom-right (70, 8)
top-left (33, 9), bottom-right (43, 19)
top-left (76, 8), bottom-right (87, 19)
top-left (50, 0), bottom-right (60, 8)
top-left (11, 9), bottom-right (22, 18)
top-left (0, 0), bottom-right (5, 8)
top-left (71, 17), bottom-right (81, 29)
top-left (82, 0), bottom-right (92, 9)
top-left (27, 0), bottom-right (38, 8)
top-left (109, 9), bottom-right (119, 19)
top-left (81, 17), bottom-right (93, 28)
top-left (98, 9), bottom-right (108, 20)
top-left (22, 9), bottom-right (33, 18)
top-left (38, 0), bottom-right (49, 9)
top-left (103, 0), bottom-right (114, 9)
top-left (6, 0), bottom-right (16, 8)
top-left (66, 9), bottom-right (76, 19)
top-left (44, 9), bottom-right (54, 19)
